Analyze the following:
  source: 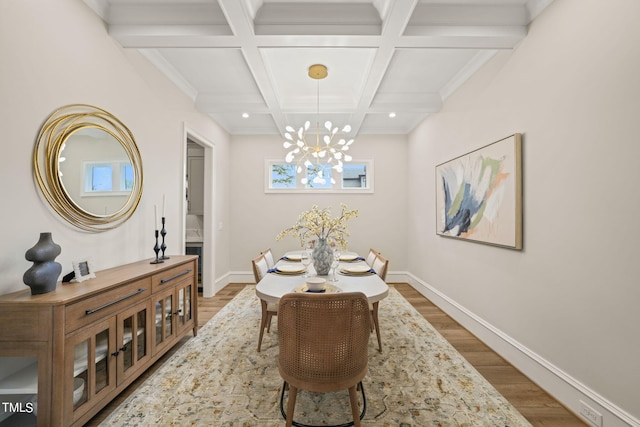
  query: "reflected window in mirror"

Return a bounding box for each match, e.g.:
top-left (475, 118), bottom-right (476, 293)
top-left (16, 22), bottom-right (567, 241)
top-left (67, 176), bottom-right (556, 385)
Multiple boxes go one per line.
top-left (82, 162), bottom-right (134, 194)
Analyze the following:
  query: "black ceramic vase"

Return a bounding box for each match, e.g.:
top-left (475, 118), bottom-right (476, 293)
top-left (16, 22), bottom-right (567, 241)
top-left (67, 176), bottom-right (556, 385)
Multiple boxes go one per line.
top-left (23, 232), bottom-right (62, 295)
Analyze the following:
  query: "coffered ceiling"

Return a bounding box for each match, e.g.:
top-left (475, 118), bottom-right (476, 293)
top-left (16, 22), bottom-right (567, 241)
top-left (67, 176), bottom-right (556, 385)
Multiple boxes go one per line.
top-left (83, 0), bottom-right (554, 136)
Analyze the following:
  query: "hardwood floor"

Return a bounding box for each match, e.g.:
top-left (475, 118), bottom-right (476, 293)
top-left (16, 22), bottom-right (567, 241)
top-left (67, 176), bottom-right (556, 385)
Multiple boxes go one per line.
top-left (393, 283), bottom-right (586, 427)
top-left (86, 283), bottom-right (585, 426)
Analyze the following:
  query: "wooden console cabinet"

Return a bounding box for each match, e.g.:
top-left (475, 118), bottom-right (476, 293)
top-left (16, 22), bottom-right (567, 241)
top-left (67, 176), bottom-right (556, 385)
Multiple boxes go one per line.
top-left (0, 256), bottom-right (198, 426)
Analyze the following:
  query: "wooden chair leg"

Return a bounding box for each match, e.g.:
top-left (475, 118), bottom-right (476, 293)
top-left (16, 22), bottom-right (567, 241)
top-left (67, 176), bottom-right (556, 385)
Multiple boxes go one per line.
top-left (372, 301), bottom-right (382, 352)
top-left (257, 300), bottom-right (268, 352)
top-left (266, 312), bottom-right (273, 332)
top-left (286, 385), bottom-right (298, 427)
top-left (348, 385), bottom-right (360, 427)
top-left (369, 312), bottom-right (374, 332)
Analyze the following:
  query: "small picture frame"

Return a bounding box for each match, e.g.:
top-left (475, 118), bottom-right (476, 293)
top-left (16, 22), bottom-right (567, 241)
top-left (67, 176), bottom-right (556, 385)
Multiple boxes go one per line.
top-left (72, 258), bottom-right (96, 282)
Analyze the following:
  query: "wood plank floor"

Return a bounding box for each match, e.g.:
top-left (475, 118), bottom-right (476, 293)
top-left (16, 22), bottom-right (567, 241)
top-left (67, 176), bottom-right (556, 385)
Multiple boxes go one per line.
top-left (86, 283), bottom-right (586, 426)
top-left (393, 283), bottom-right (586, 427)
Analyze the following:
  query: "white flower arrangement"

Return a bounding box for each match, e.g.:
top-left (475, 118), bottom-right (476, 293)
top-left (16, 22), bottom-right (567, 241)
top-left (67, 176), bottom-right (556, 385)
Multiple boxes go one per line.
top-left (276, 204), bottom-right (358, 250)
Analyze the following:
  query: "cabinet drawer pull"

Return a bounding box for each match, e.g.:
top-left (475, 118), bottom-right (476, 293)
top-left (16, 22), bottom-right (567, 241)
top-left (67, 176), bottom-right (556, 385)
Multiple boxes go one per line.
top-left (160, 269), bottom-right (192, 284)
top-left (85, 288), bottom-right (146, 315)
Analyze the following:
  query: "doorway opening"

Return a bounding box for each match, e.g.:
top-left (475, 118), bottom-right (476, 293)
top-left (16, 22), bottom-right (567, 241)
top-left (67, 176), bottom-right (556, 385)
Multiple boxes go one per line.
top-left (185, 139), bottom-right (204, 290)
top-left (183, 127), bottom-right (216, 297)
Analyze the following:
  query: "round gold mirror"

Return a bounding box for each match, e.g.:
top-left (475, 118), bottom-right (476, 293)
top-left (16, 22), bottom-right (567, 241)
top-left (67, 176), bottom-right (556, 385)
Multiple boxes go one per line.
top-left (34, 104), bottom-right (143, 232)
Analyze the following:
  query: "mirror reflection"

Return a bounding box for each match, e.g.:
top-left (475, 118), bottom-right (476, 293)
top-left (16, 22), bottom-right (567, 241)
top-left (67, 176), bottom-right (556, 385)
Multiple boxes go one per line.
top-left (59, 127), bottom-right (134, 216)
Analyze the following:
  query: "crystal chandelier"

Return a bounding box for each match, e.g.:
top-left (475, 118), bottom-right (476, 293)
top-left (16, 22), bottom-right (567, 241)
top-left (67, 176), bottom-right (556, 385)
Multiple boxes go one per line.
top-left (282, 64), bottom-right (355, 185)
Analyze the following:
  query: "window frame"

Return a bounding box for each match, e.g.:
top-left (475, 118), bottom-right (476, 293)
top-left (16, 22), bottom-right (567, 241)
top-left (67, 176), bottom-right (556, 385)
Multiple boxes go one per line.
top-left (264, 159), bottom-right (374, 194)
top-left (81, 161), bottom-right (134, 197)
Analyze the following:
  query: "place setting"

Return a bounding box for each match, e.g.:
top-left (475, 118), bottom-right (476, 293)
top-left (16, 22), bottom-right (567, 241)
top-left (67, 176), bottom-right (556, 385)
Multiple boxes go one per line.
top-left (338, 252), bottom-right (365, 262)
top-left (279, 253), bottom-right (302, 262)
top-left (268, 263), bottom-right (306, 276)
top-left (269, 251), bottom-right (312, 275)
top-left (339, 263), bottom-right (376, 276)
top-left (293, 277), bottom-right (341, 294)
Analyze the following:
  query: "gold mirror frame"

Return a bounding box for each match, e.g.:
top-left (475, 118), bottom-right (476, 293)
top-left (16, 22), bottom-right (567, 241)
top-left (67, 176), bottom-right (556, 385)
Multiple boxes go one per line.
top-left (34, 104), bottom-right (143, 232)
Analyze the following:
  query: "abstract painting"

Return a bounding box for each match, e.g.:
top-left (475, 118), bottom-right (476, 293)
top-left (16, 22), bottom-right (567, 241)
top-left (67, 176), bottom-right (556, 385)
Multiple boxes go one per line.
top-left (436, 134), bottom-right (522, 249)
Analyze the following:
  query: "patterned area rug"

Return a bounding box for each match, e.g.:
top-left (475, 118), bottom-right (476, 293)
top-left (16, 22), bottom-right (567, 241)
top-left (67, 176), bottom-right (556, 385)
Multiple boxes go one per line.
top-left (100, 286), bottom-right (531, 426)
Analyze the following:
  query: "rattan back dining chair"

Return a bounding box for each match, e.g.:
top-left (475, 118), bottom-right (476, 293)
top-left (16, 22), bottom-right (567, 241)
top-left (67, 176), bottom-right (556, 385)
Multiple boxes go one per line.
top-left (252, 253), bottom-right (276, 352)
top-left (278, 292), bottom-right (371, 427)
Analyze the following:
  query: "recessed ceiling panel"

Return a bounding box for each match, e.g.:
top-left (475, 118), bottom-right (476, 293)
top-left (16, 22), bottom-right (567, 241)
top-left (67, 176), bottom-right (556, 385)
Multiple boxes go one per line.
top-left (260, 48), bottom-right (377, 112)
top-left (378, 48), bottom-right (480, 94)
top-left (209, 112), bottom-right (278, 135)
top-left (361, 112), bottom-right (428, 134)
top-left (159, 48), bottom-right (262, 95)
top-left (282, 112), bottom-right (356, 132)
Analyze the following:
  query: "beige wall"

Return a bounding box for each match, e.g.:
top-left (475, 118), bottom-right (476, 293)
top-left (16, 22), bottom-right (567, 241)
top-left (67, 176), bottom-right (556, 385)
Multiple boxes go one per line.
top-left (228, 134), bottom-right (408, 272)
top-left (0, 0), bottom-right (231, 293)
top-left (407, 0), bottom-right (639, 422)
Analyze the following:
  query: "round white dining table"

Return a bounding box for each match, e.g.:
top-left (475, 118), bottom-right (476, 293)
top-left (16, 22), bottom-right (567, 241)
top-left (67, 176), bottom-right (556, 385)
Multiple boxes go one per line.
top-left (255, 251), bottom-right (389, 305)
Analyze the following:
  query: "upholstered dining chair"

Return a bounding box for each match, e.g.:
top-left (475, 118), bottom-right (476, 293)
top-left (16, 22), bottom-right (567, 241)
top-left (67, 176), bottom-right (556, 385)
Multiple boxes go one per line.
top-left (252, 254), bottom-right (276, 352)
top-left (365, 248), bottom-right (380, 267)
top-left (278, 292), bottom-right (371, 427)
top-left (370, 253), bottom-right (388, 352)
top-left (372, 253), bottom-right (388, 281)
top-left (261, 248), bottom-right (275, 269)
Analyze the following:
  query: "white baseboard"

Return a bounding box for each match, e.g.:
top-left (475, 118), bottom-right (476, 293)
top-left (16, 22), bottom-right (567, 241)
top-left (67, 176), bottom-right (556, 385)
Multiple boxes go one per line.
top-left (220, 270), bottom-right (637, 427)
top-left (212, 271), bottom-right (253, 294)
top-left (403, 272), bottom-right (639, 427)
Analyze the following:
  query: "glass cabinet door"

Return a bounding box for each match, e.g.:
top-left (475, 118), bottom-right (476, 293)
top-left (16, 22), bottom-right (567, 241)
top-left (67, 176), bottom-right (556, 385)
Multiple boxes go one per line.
top-left (164, 294), bottom-right (173, 339)
top-left (152, 288), bottom-right (175, 355)
top-left (65, 318), bottom-right (116, 423)
top-left (116, 301), bottom-right (151, 384)
top-left (176, 281), bottom-right (194, 334)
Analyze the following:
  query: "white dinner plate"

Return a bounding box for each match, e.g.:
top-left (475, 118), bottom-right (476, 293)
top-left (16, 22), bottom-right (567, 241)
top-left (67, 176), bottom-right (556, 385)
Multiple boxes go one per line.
top-left (339, 253), bottom-right (358, 261)
top-left (285, 253), bottom-right (302, 261)
top-left (341, 264), bottom-right (371, 274)
top-left (276, 264), bottom-right (306, 274)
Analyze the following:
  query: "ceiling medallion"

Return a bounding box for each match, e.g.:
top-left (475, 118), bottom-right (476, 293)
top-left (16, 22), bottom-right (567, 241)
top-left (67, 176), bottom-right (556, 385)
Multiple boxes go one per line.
top-left (282, 64), bottom-right (354, 185)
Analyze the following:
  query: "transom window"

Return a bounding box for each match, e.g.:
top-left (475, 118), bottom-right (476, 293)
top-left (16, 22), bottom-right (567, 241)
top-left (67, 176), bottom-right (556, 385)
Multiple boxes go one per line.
top-left (266, 160), bottom-right (373, 193)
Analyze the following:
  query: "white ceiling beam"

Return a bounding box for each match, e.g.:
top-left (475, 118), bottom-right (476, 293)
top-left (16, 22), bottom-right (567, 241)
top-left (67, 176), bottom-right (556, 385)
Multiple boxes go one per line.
top-left (400, 26), bottom-right (527, 49)
top-left (216, 0), bottom-right (287, 133)
top-left (109, 25), bottom-right (236, 48)
top-left (110, 27), bottom-right (525, 50)
top-left (347, 0), bottom-right (420, 135)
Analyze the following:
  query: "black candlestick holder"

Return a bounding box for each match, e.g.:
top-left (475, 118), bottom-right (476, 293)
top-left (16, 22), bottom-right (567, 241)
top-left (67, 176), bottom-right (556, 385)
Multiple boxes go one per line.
top-left (160, 217), bottom-right (170, 260)
top-left (150, 229), bottom-right (164, 264)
